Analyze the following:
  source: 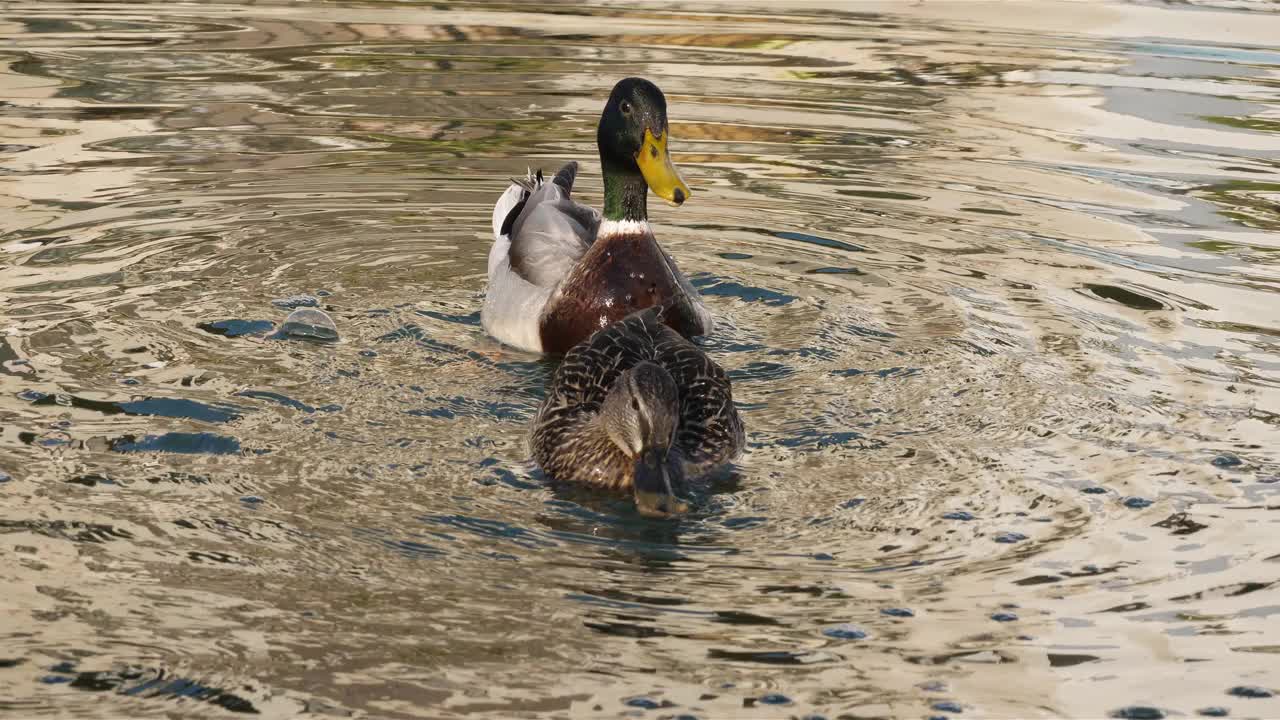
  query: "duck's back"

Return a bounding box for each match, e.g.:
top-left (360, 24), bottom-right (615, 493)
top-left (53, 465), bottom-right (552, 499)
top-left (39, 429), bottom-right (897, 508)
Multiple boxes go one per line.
top-left (536, 309), bottom-right (743, 478)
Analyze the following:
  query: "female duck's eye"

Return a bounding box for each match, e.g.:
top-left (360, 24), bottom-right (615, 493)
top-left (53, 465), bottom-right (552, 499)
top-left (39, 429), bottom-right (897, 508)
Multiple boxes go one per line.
top-left (620, 100), bottom-right (633, 116)
top-left (630, 398), bottom-right (640, 412)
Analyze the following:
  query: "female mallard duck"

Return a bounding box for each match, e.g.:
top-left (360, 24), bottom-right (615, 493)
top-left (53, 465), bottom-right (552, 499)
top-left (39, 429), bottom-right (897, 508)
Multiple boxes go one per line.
top-left (532, 307), bottom-right (744, 517)
top-left (484, 77), bottom-right (712, 354)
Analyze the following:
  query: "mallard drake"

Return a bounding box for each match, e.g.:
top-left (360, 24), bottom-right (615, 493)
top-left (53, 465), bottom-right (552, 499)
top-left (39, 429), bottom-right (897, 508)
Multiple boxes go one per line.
top-left (531, 307), bottom-right (744, 517)
top-left (483, 77), bottom-right (712, 354)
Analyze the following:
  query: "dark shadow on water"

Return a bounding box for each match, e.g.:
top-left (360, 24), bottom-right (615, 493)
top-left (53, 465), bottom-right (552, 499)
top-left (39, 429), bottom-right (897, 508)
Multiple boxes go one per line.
top-left (40, 663), bottom-right (259, 715)
top-left (406, 395), bottom-right (531, 422)
top-left (235, 389), bottom-right (326, 414)
top-left (691, 274), bottom-right (798, 306)
top-left (707, 648), bottom-right (840, 665)
top-left (414, 308), bottom-right (482, 327)
top-left (0, 519), bottom-right (133, 543)
top-left (775, 230), bottom-right (867, 253)
top-left (24, 391), bottom-right (244, 424)
top-left (727, 361), bottom-right (796, 383)
top-left (535, 465), bottom-right (745, 551)
top-left (1080, 283), bottom-right (1170, 311)
top-left (110, 432), bottom-right (243, 455)
top-left (196, 319), bottom-right (274, 338)
top-left (387, 463), bottom-right (748, 567)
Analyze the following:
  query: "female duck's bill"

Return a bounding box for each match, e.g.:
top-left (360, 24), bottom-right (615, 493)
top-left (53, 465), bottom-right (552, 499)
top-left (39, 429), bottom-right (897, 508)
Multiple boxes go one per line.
top-left (633, 446), bottom-right (690, 518)
top-left (481, 77), bottom-right (713, 355)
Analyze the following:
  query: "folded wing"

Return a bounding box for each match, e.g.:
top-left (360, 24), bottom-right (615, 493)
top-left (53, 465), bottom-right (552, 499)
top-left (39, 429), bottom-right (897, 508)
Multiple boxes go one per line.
top-left (506, 162), bottom-right (600, 287)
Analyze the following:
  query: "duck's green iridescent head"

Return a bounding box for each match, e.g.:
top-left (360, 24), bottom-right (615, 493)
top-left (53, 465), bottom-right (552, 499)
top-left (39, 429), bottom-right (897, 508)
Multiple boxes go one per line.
top-left (597, 78), bottom-right (691, 219)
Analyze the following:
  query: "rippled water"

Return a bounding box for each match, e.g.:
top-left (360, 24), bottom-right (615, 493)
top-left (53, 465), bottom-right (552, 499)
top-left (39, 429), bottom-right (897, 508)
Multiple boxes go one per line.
top-left (3, 1), bottom-right (1279, 717)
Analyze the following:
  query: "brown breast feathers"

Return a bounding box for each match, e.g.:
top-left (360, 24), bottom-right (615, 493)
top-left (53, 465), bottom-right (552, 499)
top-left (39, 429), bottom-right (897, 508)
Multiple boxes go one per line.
top-left (538, 231), bottom-right (703, 354)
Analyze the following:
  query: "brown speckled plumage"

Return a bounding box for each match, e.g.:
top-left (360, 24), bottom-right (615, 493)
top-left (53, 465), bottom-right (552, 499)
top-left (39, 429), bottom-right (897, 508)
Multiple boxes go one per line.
top-left (532, 308), bottom-right (744, 492)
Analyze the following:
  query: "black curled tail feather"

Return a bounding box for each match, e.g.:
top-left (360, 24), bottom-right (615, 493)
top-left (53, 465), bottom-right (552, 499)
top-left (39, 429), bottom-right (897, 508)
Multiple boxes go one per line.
top-left (552, 161), bottom-right (578, 193)
top-left (510, 168), bottom-right (545, 194)
top-left (500, 169), bottom-right (543, 238)
top-left (500, 166), bottom-right (566, 238)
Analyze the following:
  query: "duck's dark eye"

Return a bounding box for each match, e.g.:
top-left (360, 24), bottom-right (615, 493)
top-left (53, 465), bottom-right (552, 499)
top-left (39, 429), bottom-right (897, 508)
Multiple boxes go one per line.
top-left (620, 100), bottom-right (633, 116)
top-left (630, 398), bottom-right (640, 412)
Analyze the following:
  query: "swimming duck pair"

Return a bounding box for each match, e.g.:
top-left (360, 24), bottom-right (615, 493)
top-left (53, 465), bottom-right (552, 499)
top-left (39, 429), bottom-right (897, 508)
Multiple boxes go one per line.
top-left (482, 78), bottom-right (743, 517)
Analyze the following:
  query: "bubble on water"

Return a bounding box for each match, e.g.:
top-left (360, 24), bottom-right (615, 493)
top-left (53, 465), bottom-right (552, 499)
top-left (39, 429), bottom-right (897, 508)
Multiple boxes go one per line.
top-left (758, 694), bottom-right (791, 705)
top-left (1211, 454), bottom-right (1242, 468)
top-left (1123, 497), bottom-right (1153, 509)
top-left (918, 681), bottom-right (947, 693)
top-left (994, 532), bottom-right (1027, 544)
top-left (991, 612), bottom-right (1018, 622)
top-left (279, 308), bottom-right (338, 342)
top-left (822, 624), bottom-right (868, 640)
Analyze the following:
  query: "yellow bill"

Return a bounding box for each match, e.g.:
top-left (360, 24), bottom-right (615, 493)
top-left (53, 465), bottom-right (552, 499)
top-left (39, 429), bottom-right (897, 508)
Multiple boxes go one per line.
top-left (635, 128), bottom-right (691, 206)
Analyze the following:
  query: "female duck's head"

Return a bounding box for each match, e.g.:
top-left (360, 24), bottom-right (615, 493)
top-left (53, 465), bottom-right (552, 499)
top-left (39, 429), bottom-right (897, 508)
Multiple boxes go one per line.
top-left (598, 360), bottom-right (689, 517)
top-left (597, 78), bottom-right (692, 221)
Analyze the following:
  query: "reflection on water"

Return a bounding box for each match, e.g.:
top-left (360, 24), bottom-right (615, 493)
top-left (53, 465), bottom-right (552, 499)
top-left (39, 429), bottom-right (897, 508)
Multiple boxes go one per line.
top-left (2, 1), bottom-right (1279, 717)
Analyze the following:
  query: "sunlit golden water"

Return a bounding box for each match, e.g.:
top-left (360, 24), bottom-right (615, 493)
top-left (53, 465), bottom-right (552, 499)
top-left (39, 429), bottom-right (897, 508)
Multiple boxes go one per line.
top-left (2, 1), bottom-right (1278, 718)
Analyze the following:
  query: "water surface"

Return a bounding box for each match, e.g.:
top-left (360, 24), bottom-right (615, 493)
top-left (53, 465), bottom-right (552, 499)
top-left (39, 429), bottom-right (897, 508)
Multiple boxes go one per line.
top-left (2, 1), bottom-right (1279, 717)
